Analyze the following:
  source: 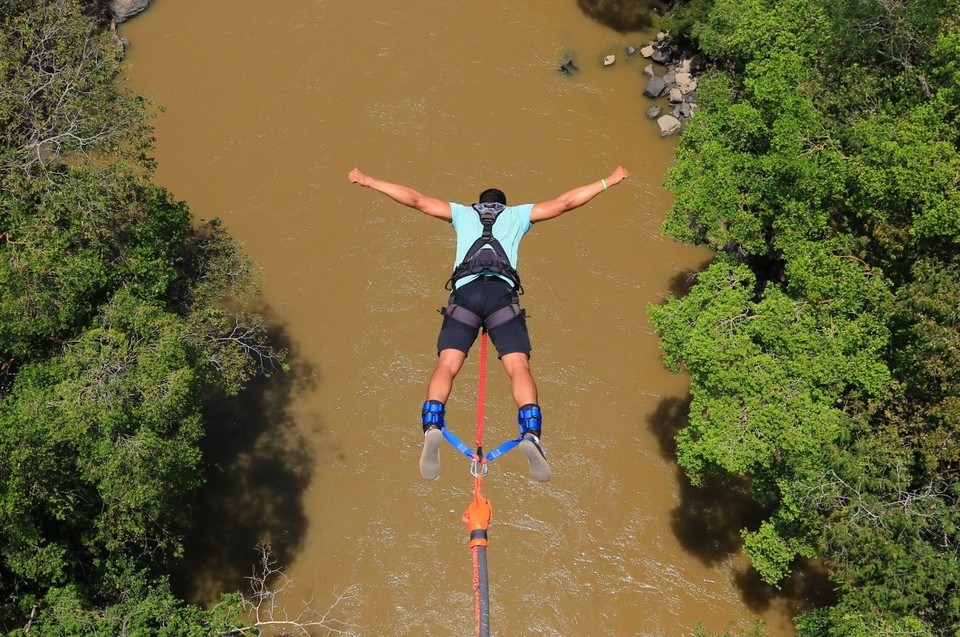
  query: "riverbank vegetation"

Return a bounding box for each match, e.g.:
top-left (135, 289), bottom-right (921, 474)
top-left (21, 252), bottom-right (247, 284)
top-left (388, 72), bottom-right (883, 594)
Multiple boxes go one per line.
top-left (5, 0), bottom-right (959, 634)
top-left (652, 0), bottom-right (960, 634)
top-left (0, 0), bottom-right (285, 632)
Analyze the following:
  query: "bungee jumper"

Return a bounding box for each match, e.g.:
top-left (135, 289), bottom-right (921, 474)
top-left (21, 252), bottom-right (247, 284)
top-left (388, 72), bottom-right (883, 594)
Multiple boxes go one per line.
top-left (347, 165), bottom-right (629, 481)
top-left (349, 165), bottom-right (628, 636)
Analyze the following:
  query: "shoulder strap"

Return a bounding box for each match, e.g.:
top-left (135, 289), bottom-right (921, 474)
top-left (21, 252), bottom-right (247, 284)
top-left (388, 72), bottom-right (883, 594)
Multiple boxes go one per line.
top-left (446, 203), bottom-right (523, 292)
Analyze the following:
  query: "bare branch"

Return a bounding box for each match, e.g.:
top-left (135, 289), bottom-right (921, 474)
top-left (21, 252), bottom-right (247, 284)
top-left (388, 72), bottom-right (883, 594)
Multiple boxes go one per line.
top-left (241, 541), bottom-right (362, 637)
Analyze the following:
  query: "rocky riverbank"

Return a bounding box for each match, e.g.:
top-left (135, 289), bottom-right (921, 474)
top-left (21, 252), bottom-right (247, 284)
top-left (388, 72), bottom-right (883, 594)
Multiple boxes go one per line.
top-left (560, 31), bottom-right (704, 137)
top-left (640, 32), bottom-right (704, 137)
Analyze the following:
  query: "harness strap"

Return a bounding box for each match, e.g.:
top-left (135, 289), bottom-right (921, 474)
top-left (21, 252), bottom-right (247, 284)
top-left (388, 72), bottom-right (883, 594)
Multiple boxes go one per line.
top-left (441, 303), bottom-right (523, 331)
top-left (442, 427), bottom-right (477, 460)
top-left (446, 203), bottom-right (523, 293)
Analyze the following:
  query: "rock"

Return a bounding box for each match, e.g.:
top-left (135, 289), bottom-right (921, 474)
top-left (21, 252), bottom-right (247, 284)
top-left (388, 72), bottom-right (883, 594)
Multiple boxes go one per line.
top-left (676, 71), bottom-right (698, 94)
top-left (638, 32), bottom-right (701, 136)
top-left (603, 54), bottom-right (616, 67)
top-left (643, 75), bottom-right (667, 98)
top-left (626, 46), bottom-right (637, 57)
top-left (651, 47), bottom-right (671, 64)
top-left (558, 59), bottom-right (578, 75)
top-left (657, 114), bottom-right (682, 136)
top-left (105, 0), bottom-right (151, 23)
top-left (109, 24), bottom-right (129, 51)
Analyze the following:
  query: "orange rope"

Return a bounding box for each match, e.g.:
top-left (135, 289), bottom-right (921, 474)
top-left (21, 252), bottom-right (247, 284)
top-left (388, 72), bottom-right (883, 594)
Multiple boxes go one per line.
top-left (474, 330), bottom-right (488, 452)
top-left (463, 474), bottom-right (492, 635)
top-left (462, 330), bottom-right (493, 636)
top-left (463, 476), bottom-right (491, 548)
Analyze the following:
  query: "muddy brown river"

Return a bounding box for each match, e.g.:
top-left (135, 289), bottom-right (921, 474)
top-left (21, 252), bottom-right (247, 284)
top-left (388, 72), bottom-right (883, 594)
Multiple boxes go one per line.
top-left (121, 1), bottom-right (825, 634)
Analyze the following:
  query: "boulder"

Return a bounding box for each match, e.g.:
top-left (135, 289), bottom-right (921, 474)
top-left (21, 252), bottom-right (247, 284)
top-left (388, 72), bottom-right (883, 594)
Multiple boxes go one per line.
top-left (657, 114), bottom-right (682, 136)
top-left (643, 75), bottom-right (666, 99)
top-left (646, 105), bottom-right (662, 119)
top-left (603, 54), bottom-right (616, 67)
top-left (651, 48), bottom-right (671, 64)
top-left (643, 64), bottom-right (655, 77)
top-left (106, 0), bottom-right (151, 22)
top-left (640, 44), bottom-right (655, 58)
top-left (669, 88), bottom-right (683, 103)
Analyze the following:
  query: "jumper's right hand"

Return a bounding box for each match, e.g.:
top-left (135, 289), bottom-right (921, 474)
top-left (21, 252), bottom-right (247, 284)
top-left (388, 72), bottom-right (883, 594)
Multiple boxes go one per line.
top-left (348, 167), bottom-right (371, 186)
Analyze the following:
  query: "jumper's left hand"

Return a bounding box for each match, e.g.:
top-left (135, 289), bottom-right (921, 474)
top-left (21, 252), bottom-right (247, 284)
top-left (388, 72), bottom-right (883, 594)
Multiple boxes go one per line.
top-left (607, 166), bottom-right (629, 186)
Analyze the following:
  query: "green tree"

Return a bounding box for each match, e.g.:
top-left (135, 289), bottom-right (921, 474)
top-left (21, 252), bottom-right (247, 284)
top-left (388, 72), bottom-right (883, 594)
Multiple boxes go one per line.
top-left (654, 0), bottom-right (960, 632)
top-left (0, 0), bottom-right (284, 632)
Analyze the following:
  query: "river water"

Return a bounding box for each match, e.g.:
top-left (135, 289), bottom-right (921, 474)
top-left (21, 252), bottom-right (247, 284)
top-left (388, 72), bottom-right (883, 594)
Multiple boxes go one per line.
top-left (121, 1), bottom-right (824, 635)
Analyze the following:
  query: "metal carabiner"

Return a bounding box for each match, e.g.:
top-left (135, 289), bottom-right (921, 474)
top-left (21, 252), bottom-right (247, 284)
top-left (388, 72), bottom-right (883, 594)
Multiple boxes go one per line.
top-left (470, 456), bottom-right (488, 478)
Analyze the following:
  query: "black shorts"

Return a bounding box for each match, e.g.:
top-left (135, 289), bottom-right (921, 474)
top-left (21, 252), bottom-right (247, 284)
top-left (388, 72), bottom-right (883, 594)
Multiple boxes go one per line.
top-left (437, 277), bottom-right (531, 358)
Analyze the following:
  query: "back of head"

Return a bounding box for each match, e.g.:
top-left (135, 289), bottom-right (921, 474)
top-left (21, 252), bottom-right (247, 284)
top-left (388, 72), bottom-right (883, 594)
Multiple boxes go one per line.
top-left (478, 188), bottom-right (507, 205)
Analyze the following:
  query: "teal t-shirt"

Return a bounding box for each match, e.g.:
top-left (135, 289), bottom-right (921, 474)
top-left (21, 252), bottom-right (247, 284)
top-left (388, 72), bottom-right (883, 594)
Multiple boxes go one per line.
top-left (449, 202), bottom-right (534, 288)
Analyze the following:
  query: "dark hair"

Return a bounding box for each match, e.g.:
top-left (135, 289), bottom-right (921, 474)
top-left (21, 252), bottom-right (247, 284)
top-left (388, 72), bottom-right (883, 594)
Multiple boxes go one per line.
top-left (478, 188), bottom-right (506, 205)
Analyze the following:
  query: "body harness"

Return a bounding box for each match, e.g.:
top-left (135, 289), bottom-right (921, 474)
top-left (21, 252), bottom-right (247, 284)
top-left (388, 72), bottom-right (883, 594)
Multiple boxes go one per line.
top-left (441, 202), bottom-right (524, 331)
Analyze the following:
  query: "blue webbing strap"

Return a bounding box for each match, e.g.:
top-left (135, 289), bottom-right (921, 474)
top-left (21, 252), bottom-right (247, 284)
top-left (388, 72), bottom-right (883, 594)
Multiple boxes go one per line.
top-left (483, 436), bottom-right (522, 462)
top-left (442, 426), bottom-right (522, 464)
top-left (442, 427), bottom-right (476, 460)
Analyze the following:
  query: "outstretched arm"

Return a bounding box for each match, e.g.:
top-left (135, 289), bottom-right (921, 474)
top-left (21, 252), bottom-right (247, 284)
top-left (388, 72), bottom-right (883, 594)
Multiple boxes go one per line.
top-left (529, 166), bottom-right (629, 223)
top-left (348, 168), bottom-right (452, 221)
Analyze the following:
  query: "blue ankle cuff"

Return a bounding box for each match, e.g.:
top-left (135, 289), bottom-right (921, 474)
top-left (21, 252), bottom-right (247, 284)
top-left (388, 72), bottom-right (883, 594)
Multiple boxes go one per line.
top-left (517, 403), bottom-right (542, 437)
top-left (421, 400), bottom-right (445, 433)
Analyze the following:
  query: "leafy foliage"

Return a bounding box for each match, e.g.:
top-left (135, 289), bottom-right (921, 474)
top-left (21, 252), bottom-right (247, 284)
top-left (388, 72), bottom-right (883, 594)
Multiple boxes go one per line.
top-left (654, 0), bottom-right (960, 632)
top-left (0, 0), bottom-right (284, 633)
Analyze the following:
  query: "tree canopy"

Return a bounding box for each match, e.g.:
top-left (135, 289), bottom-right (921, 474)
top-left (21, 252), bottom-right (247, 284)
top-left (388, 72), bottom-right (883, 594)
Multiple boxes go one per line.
top-left (656, 0), bottom-right (960, 634)
top-left (0, 0), bottom-right (283, 632)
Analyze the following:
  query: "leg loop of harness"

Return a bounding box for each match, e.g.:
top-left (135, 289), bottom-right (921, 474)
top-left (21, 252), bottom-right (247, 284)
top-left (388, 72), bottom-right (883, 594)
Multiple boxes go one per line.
top-left (441, 303), bottom-right (523, 331)
top-left (440, 304), bottom-right (483, 330)
top-left (517, 403), bottom-right (542, 438)
top-left (422, 399), bottom-right (445, 434)
top-left (484, 303), bottom-right (523, 330)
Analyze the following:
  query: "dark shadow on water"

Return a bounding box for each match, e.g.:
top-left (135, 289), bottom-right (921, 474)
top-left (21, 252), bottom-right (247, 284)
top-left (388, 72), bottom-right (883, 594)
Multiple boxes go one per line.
top-left (576, 0), bottom-right (667, 32)
top-left (673, 471), bottom-right (764, 567)
top-left (666, 258), bottom-right (713, 299)
top-left (648, 397), bottom-right (760, 563)
top-left (735, 559), bottom-right (836, 617)
top-left (646, 396), bottom-right (835, 617)
top-left (171, 321), bottom-right (319, 606)
top-left (646, 394), bottom-right (687, 460)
